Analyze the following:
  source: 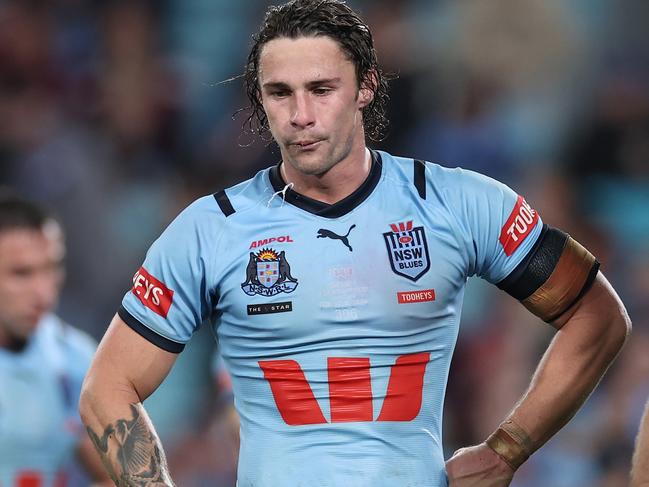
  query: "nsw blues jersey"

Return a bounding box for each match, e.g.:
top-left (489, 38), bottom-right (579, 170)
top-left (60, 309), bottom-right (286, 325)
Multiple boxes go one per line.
top-left (0, 315), bottom-right (96, 487)
top-left (120, 150), bottom-right (543, 487)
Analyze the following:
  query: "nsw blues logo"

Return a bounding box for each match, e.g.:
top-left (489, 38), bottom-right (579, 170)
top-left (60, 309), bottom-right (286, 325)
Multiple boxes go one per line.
top-left (241, 248), bottom-right (299, 297)
top-left (383, 221), bottom-right (430, 282)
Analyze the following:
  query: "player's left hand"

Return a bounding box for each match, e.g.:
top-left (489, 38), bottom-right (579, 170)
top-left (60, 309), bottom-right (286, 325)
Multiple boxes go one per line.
top-left (445, 442), bottom-right (515, 487)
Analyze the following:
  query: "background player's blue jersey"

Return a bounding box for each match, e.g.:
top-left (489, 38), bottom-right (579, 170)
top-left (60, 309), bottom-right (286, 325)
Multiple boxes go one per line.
top-left (0, 314), bottom-right (96, 487)
top-left (121, 150), bottom-right (543, 487)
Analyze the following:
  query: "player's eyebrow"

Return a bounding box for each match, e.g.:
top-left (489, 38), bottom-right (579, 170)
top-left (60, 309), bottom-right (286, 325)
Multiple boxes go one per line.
top-left (305, 78), bottom-right (341, 88)
top-left (261, 81), bottom-right (291, 91)
top-left (262, 78), bottom-right (342, 91)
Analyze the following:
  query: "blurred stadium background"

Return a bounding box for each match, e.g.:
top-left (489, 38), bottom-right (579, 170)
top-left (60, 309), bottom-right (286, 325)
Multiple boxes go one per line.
top-left (1, 0), bottom-right (648, 485)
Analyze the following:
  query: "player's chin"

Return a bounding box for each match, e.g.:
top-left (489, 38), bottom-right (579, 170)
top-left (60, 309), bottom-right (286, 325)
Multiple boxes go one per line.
top-left (287, 143), bottom-right (323, 160)
top-left (20, 314), bottom-right (42, 331)
top-left (290, 155), bottom-right (334, 176)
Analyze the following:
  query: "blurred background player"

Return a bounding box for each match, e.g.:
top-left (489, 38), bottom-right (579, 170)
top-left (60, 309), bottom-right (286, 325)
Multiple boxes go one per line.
top-left (631, 398), bottom-right (649, 486)
top-left (0, 191), bottom-right (109, 486)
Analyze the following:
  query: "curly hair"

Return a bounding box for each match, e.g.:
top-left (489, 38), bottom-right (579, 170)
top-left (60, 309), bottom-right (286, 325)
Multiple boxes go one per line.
top-left (243, 0), bottom-right (390, 142)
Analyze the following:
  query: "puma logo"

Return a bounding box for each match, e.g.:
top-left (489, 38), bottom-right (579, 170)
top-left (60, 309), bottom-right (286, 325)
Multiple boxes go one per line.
top-left (317, 224), bottom-right (356, 252)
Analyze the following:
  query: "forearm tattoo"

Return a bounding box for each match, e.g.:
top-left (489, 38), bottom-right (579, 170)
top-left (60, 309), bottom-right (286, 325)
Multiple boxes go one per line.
top-left (86, 403), bottom-right (175, 486)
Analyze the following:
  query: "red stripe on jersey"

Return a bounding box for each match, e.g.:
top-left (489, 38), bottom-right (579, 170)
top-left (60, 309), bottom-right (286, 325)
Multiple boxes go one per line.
top-left (259, 360), bottom-right (327, 426)
top-left (377, 352), bottom-right (429, 422)
top-left (17, 472), bottom-right (42, 487)
top-left (328, 357), bottom-right (373, 422)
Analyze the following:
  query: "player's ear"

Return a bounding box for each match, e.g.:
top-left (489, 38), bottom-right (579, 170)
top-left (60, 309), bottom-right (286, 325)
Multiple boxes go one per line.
top-left (358, 69), bottom-right (378, 108)
top-left (358, 88), bottom-right (373, 108)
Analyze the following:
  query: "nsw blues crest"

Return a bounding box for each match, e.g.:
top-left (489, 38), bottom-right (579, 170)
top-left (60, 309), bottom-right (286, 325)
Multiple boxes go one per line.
top-left (241, 248), bottom-right (299, 297)
top-left (383, 221), bottom-right (430, 282)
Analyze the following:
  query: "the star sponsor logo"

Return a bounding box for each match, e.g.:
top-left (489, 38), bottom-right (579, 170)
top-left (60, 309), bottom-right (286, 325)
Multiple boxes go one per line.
top-left (247, 301), bottom-right (293, 315)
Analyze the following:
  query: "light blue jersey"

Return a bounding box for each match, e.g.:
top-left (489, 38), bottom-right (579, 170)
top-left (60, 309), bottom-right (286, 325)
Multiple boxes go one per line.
top-left (0, 314), bottom-right (96, 487)
top-left (121, 150), bottom-right (543, 487)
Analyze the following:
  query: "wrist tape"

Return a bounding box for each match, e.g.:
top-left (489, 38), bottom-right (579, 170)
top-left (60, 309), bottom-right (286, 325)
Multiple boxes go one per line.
top-left (486, 420), bottom-right (534, 470)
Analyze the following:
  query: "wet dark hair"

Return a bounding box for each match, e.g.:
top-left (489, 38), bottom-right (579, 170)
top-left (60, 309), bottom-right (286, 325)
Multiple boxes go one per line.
top-left (243, 0), bottom-right (390, 141)
top-left (0, 189), bottom-right (52, 234)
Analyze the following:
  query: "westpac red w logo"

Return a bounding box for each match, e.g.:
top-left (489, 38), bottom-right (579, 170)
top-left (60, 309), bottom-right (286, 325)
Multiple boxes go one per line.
top-left (259, 352), bottom-right (430, 425)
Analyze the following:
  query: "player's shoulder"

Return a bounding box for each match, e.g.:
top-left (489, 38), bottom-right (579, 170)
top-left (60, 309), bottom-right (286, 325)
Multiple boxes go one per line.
top-left (379, 150), bottom-right (506, 200)
top-left (435, 164), bottom-right (511, 204)
top-left (212, 167), bottom-right (274, 218)
top-left (169, 168), bottom-right (269, 223)
top-left (40, 314), bottom-right (97, 361)
top-left (173, 193), bottom-right (228, 226)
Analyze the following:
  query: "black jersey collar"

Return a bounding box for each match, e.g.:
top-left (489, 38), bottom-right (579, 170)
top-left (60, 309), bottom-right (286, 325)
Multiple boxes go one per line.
top-left (268, 150), bottom-right (382, 218)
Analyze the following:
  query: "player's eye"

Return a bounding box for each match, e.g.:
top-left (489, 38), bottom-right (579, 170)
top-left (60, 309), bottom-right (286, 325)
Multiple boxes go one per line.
top-left (270, 90), bottom-right (290, 98)
top-left (313, 87), bottom-right (332, 96)
top-left (10, 267), bottom-right (35, 278)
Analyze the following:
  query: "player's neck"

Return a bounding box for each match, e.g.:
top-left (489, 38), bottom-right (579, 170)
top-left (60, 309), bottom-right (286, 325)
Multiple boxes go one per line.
top-left (0, 327), bottom-right (29, 353)
top-left (280, 143), bottom-right (371, 205)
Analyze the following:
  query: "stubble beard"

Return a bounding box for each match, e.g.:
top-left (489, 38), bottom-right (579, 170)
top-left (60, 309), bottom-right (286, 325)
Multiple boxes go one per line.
top-left (282, 128), bottom-right (356, 178)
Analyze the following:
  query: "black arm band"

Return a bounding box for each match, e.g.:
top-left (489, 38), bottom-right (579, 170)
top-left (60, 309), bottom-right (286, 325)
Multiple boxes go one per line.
top-left (497, 225), bottom-right (600, 323)
top-left (498, 225), bottom-right (565, 300)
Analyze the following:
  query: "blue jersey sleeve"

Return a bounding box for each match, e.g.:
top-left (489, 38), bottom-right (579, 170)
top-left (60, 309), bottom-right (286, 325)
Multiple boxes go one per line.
top-left (442, 167), bottom-right (543, 284)
top-left (63, 324), bottom-right (97, 384)
top-left (120, 196), bottom-right (224, 351)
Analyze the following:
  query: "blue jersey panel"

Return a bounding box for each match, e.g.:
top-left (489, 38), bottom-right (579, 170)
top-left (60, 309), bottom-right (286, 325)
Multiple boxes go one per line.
top-left (0, 315), bottom-right (96, 487)
top-left (121, 150), bottom-right (543, 486)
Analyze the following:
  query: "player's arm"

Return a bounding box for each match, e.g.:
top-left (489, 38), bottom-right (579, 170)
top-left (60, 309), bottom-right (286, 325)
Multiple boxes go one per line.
top-left (631, 398), bottom-right (649, 486)
top-left (446, 229), bottom-right (631, 485)
top-left (75, 434), bottom-right (113, 485)
top-left (79, 313), bottom-right (179, 486)
top-left (489, 271), bottom-right (627, 470)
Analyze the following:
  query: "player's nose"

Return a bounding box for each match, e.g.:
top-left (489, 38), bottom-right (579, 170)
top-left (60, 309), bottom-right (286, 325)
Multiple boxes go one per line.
top-left (32, 272), bottom-right (59, 311)
top-left (289, 92), bottom-right (315, 129)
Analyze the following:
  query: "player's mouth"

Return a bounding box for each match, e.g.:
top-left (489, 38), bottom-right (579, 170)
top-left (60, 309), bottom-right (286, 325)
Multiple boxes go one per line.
top-left (291, 139), bottom-right (323, 150)
top-left (25, 309), bottom-right (47, 325)
top-left (23, 311), bottom-right (42, 327)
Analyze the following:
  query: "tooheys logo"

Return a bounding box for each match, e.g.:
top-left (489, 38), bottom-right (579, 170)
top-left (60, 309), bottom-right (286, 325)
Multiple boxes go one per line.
top-left (499, 195), bottom-right (539, 256)
top-left (131, 267), bottom-right (174, 317)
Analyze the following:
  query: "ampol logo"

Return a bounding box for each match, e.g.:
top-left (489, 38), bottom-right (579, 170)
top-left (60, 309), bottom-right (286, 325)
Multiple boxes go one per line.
top-left (249, 235), bottom-right (294, 249)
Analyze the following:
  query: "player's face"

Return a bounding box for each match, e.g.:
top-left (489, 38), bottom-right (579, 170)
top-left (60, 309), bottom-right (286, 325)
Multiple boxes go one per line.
top-left (259, 36), bottom-right (372, 176)
top-left (0, 224), bottom-right (64, 342)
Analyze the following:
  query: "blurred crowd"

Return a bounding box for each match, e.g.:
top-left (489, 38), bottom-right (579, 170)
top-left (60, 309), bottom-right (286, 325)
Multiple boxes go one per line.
top-left (1, 0), bottom-right (647, 485)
